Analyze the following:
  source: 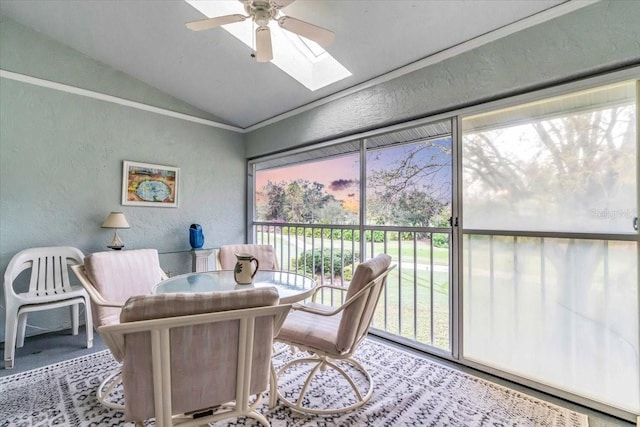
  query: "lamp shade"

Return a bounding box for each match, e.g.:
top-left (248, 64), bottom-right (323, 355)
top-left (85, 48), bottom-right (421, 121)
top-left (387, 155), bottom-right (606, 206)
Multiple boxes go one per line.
top-left (102, 212), bottom-right (130, 229)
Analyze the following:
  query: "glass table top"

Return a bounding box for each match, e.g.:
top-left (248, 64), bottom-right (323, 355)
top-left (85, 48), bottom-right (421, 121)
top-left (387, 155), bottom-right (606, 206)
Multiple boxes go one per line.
top-left (153, 270), bottom-right (316, 304)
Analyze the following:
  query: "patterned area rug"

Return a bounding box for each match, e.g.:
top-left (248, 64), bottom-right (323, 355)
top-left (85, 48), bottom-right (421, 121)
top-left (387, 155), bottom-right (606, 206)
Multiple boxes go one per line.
top-left (0, 339), bottom-right (588, 426)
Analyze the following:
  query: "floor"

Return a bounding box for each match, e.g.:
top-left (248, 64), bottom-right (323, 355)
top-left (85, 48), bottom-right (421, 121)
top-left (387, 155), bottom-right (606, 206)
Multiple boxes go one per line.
top-left (377, 338), bottom-right (636, 427)
top-left (0, 328), bottom-right (635, 427)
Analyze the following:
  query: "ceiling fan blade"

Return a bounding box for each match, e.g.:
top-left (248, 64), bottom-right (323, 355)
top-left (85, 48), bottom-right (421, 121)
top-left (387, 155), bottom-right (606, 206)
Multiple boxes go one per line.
top-left (272, 0), bottom-right (295, 9)
top-left (256, 26), bottom-right (273, 63)
top-left (277, 16), bottom-right (335, 47)
top-left (185, 14), bottom-right (246, 31)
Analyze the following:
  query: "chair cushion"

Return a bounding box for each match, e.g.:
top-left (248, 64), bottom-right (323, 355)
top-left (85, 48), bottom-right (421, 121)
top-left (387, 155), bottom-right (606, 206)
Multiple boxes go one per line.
top-left (84, 249), bottom-right (163, 327)
top-left (119, 288), bottom-right (280, 422)
top-left (337, 253), bottom-right (392, 352)
top-left (120, 287), bottom-right (279, 321)
top-left (277, 254), bottom-right (392, 355)
top-left (276, 302), bottom-right (342, 353)
top-left (218, 244), bottom-right (278, 270)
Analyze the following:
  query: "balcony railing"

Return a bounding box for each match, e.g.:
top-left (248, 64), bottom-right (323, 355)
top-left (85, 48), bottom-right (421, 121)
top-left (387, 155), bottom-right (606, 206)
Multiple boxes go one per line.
top-left (253, 222), bottom-right (452, 351)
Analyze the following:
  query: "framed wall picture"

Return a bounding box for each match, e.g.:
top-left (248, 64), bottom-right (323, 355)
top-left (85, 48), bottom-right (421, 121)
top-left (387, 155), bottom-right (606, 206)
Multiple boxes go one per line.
top-left (122, 161), bottom-right (179, 207)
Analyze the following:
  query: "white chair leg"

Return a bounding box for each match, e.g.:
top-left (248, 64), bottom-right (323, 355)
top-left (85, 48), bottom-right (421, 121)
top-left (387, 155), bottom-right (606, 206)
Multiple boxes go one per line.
top-left (98, 369), bottom-right (125, 410)
top-left (269, 362), bottom-right (277, 408)
top-left (276, 355), bottom-right (374, 415)
top-left (70, 303), bottom-right (79, 336)
top-left (16, 311), bottom-right (28, 348)
top-left (4, 306), bottom-right (19, 369)
top-left (246, 412), bottom-right (270, 427)
top-left (84, 300), bottom-right (94, 348)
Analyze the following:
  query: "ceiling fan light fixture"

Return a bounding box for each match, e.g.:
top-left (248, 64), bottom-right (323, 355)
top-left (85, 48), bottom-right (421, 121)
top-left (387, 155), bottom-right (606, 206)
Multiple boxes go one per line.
top-left (252, 6), bottom-right (272, 27)
top-left (255, 25), bottom-right (273, 62)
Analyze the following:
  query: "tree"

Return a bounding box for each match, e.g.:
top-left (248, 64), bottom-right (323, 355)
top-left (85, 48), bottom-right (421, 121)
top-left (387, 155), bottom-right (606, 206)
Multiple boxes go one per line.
top-left (367, 140), bottom-right (451, 227)
top-left (263, 181), bottom-right (287, 221)
top-left (318, 199), bottom-right (349, 224)
top-left (284, 181), bottom-right (305, 222)
top-left (463, 104), bottom-right (635, 232)
top-left (258, 179), bottom-right (344, 224)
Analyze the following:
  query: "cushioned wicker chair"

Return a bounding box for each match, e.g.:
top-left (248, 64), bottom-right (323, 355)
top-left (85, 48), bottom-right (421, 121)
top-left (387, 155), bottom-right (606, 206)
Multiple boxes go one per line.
top-left (274, 253), bottom-right (395, 415)
top-left (99, 288), bottom-right (290, 427)
top-left (71, 248), bottom-right (167, 409)
top-left (217, 244), bottom-right (279, 271)
top-left (3, 246), bottom-right (93, 369)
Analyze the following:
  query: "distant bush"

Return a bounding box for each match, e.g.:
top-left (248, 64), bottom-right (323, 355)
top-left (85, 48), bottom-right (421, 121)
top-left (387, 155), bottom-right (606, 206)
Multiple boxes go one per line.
top-left (367, 230), bottom-right (386, 242)
top-left (342, 263), bottom-right (356, 281)
top-left (297, 249), bottom-right (359, 277)
top-left (432, 233), bottom-right (449, 248)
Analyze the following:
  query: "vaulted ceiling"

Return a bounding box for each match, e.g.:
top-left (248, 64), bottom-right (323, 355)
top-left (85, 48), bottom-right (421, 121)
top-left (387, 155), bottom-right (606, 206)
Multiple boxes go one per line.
top-left (0, 0), bottom-right (583, 130)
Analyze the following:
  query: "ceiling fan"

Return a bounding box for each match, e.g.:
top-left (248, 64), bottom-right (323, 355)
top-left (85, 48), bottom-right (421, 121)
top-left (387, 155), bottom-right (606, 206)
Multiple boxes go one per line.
top-left (185, 0), bottom-right (335, 63)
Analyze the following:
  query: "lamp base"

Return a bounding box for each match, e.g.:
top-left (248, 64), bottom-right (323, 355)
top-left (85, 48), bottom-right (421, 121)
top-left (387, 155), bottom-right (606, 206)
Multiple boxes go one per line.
top-left (107, 230), bottom-right (125, 250)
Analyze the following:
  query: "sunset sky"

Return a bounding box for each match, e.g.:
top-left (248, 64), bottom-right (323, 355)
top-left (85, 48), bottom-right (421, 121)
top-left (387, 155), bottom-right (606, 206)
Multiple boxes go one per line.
top-left (255, 139), bottom-right (452, 213)
top-left (256, 154), bottom-right (361, 211)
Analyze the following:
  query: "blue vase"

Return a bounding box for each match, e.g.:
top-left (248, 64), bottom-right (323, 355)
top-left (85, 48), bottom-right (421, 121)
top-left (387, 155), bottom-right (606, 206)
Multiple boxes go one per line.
top-left (189, 224), bottom-right (204, 249)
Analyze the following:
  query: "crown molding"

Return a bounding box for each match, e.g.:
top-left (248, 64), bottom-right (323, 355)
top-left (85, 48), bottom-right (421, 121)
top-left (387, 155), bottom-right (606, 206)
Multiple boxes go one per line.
top-left (0, 69), bottom-right (245, 133)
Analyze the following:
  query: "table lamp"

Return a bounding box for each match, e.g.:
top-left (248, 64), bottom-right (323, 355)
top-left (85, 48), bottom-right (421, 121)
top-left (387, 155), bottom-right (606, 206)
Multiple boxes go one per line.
top-left (102, 212), bottom-right (130, 250)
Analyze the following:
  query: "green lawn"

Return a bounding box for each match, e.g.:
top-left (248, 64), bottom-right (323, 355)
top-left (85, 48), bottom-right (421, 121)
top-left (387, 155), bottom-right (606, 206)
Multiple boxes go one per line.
top-left (369, 240), bottom-right (450, 266)
top-left (372, 265), bottom-right (450, 350)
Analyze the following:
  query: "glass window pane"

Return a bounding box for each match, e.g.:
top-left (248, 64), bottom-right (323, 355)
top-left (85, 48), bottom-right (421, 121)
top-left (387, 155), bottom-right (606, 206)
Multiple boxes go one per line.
top-left (366, 133), bottom-right (452, 227)
top-left (255, 153), bottom-right (360, 225)
top-left (462, 81), bottom-right (637, 234)
top-left (463, 235), bottom-right (639, 413)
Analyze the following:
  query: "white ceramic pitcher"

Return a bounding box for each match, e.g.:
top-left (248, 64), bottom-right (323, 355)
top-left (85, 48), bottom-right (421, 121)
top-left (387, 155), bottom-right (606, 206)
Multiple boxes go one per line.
top-left (234, 253), bottom-right (259, 284)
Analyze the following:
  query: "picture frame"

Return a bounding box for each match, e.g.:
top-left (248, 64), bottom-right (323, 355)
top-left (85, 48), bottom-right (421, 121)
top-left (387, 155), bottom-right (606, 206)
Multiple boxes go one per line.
top-left (122, 161), bottom-right (180, 207)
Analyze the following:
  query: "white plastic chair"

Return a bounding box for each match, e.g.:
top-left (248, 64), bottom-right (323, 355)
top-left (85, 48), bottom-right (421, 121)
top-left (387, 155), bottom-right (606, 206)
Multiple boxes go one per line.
top-left (3, 246), bottom-right (93, 369)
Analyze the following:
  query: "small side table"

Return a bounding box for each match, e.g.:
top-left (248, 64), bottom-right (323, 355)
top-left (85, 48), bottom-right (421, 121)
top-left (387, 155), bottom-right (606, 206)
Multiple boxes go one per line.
top-left (189, 248), bottom-right (215, 272)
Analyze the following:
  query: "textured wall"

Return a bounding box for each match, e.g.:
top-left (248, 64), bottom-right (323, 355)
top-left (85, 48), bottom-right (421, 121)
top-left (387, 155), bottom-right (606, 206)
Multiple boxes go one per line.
top-left (0, 16), bottom-right (245, 341)
top-left (245, 0), bottom-right (640, 157)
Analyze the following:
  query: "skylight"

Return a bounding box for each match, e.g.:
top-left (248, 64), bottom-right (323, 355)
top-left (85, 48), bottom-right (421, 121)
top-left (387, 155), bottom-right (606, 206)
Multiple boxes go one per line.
top-left (186, 0), bottom-right (351, 91)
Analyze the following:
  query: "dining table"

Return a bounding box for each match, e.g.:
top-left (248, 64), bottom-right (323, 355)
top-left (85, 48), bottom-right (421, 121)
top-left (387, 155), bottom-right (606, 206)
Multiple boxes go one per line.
top-left (152, 269), bottom-right (316, 304)
top-left (153, 269), bottom-right (315, 409)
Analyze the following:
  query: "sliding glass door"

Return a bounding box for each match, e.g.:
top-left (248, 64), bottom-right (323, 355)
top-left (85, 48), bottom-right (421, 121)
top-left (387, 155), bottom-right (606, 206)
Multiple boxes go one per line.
top-left (250, 120), bottom-right (454, 353)
top-left (460, 81), bottom-right (639, 414)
